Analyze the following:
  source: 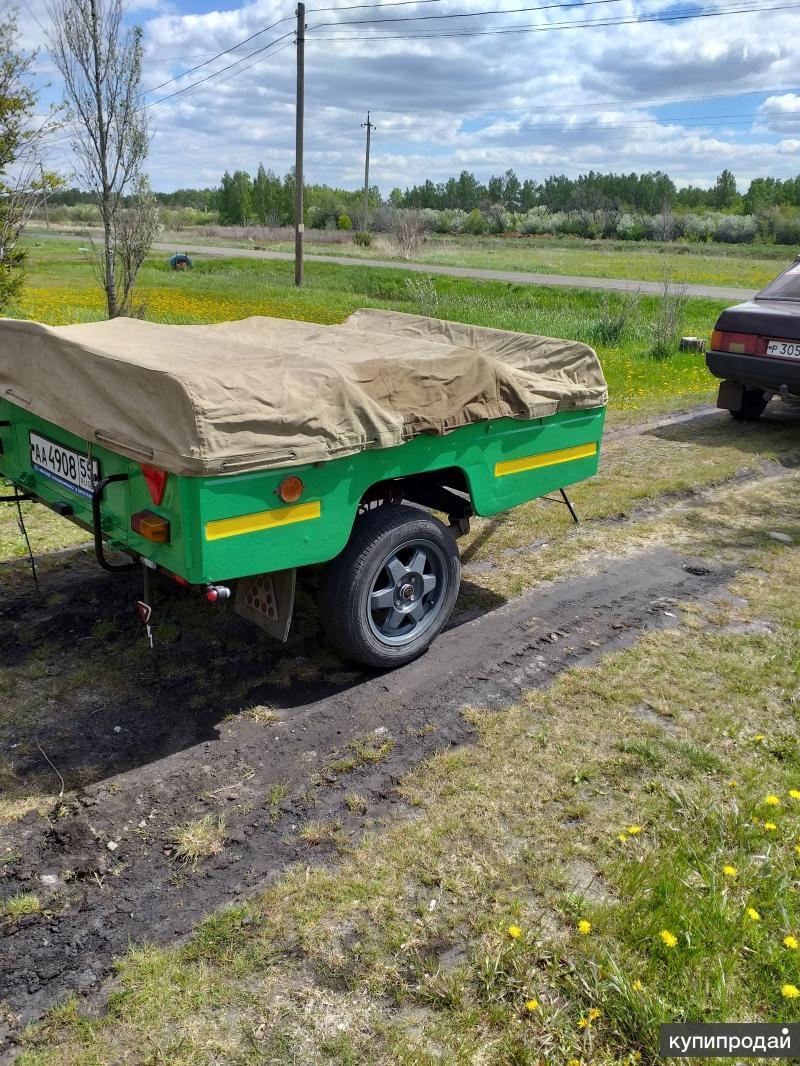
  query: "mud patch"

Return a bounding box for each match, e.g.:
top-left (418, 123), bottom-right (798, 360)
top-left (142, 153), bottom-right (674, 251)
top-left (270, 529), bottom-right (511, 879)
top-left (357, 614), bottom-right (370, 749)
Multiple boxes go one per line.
top-left (0, 546), bottom-right (734, 1039)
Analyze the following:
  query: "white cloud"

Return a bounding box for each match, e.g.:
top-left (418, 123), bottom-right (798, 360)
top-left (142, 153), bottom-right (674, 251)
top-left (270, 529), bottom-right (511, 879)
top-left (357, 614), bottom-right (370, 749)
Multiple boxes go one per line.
top-left (31, 0), bottom-right (800, 191)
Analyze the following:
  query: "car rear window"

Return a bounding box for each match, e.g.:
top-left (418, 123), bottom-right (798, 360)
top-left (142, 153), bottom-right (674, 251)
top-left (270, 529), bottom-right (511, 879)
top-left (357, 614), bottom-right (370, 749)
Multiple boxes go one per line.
top-left (756, 261), bottom-right (800, 301)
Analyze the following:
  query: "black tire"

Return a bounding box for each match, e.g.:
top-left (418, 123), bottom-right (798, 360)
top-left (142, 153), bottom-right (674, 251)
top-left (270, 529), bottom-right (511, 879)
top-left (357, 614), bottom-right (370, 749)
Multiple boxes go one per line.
top-left (319, 503), bottom-right (461, 669)
top-left (730, 387), bottom-right (769, 421)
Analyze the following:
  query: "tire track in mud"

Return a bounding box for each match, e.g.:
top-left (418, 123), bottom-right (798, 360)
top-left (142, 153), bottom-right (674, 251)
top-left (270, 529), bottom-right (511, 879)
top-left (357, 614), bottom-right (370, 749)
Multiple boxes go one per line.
top-left (1, 545), bottom-right (733, 1039)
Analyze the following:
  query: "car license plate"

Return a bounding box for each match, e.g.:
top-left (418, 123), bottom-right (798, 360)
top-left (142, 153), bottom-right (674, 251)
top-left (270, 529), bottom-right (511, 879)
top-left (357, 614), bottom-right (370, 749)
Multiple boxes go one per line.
top-left (29, 431), bottom-right (100, 498)
top-left (765, 339), bottom-right (800, 359)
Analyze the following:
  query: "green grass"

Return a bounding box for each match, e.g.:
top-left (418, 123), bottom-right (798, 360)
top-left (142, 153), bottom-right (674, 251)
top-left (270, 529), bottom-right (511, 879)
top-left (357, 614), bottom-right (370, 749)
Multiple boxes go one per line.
top-left (16, 477), bottom-right (800, 1064)
top-left (17, 237), bottom-right (723, 423)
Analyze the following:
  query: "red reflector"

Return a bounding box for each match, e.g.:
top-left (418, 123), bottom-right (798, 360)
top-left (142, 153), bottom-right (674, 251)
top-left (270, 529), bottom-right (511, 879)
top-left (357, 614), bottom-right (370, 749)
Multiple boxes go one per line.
top-left (131, 510), bottom-right (170, 543)
top-left (141, 464), bottom-right (168, 505)
top-left (711, 331), bottom-right (758, 355)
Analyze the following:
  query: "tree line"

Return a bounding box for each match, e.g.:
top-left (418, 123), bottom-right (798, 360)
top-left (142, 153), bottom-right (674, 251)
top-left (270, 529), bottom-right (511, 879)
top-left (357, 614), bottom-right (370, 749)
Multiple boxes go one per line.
top-left (49, 166), bottom-right (800, 227)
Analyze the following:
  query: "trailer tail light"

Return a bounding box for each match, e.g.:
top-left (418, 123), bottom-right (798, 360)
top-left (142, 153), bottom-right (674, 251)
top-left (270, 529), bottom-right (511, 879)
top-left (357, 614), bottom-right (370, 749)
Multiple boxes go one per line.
top-left (710, 330), bottom-right (759, 355)
top-left (277, 475), bottom-right (304, 503)
top-left (141, 464), bottom-right (168, 505)
top-left (131, 510), bottom-right (170, 543)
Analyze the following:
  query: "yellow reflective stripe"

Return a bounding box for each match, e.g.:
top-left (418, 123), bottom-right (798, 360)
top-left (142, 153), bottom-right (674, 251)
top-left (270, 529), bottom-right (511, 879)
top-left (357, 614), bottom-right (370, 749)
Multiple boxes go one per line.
top-left (495, 441), bottom-right (597, 478)
top-left (205, 500), bottom-right (321, 541)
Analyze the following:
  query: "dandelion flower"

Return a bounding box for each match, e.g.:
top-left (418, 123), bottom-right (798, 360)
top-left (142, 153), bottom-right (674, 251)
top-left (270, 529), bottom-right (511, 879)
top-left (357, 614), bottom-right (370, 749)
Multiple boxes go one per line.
top-left (568, 1060), bottom-right (581, 1066)
top-left (578, 1017), bottom-right (590, 1029)
top-left (578, 919), bottom-right (592, 935)
top-left (618, 833), bottom-right (628, 843)
top-left (659, 929), bottom-right (678, 948)
top-left (795, 844), bottom-right (800, 856)
top-left (589, 1007), bottom-right (602, 1020)
top-left (627, 825), bottom-right (641, 835)
top-left (782, 984), bottom-right (799, 999)
top-left (508, 925), bottom-right (522, 939)
top-left (764, 795), bottom-right (781, 807)
top-left (747, 907), bottom-right (761, 921)
top-left (723, 865), bottom-right (738, 878)
top-left (525, 998), bottom-right (539, 1012)
top-left (729, 780), bottom-right (738, 788)
top-left (632, 979), bottom-right (643, 991)
top-left (764, 822), bottom-right (777, 831)
top-left (784, 935), bottom-right (798, 950)
top-left (753, 735), bottom-right (765, 743)
top-left (789, 789), bottom-right (800, 800)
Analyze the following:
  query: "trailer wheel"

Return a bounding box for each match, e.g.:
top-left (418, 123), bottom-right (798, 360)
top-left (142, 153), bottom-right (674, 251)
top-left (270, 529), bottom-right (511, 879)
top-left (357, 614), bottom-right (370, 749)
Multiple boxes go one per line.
top-left (730, 387), bottom-right (768, 421)
top-left (319, 503), bottom-right (461, 668)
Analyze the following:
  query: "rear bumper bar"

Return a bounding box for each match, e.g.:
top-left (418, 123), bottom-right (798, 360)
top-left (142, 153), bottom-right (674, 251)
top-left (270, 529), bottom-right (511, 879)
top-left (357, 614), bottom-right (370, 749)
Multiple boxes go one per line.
top-left (706, 350), bottom-right (800, 394)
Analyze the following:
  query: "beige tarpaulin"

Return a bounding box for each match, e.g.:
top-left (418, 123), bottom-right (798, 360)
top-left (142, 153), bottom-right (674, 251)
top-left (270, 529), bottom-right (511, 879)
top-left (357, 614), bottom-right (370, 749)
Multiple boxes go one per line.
top-left (0, 309), bottom-right (607, 476)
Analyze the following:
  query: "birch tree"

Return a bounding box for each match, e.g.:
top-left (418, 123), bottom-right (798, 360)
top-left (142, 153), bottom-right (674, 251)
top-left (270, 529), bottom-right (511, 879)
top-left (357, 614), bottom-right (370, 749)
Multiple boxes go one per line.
top-left (48, 0), bottom-right (157, 317)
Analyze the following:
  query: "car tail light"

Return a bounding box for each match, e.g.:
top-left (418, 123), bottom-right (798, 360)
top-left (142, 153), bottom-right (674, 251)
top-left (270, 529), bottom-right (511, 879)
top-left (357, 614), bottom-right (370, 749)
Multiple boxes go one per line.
top-left (141, 464), bottom-right (168, 505)
top-left (131, 510), bottom-right (170, 543)
top-left (710, 330), bottom-right (759, 355)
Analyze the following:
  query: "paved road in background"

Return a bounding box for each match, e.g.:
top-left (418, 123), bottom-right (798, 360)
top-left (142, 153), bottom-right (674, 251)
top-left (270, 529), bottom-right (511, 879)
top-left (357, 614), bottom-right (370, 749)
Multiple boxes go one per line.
top-left (151, 241), bottom-right (758, 302)
top-left (33, 232), bottom-right (757, 301)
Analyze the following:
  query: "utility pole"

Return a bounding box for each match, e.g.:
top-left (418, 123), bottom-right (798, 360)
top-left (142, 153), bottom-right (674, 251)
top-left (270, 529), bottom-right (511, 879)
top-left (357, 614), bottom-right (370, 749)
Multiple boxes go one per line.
top-left (361, 111), bottom-right (376, 231)
top-left (294, 1), bottom-right (305, 286)
top-left (40, 162), bottom-right (50, 231)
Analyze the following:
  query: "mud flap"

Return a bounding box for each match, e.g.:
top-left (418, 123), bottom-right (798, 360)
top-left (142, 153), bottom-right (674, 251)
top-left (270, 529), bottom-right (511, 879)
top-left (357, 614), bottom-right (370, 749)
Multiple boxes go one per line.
top-left (716, 379), bottom-right (745, 412)
top-left (235, 568), bottom-right (296, 642)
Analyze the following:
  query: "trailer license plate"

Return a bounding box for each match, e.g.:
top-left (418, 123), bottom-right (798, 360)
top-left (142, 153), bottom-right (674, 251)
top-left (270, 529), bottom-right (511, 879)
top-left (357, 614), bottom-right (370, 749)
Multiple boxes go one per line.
top-left (29, 432), bottom-right (100, 498)
top-left (766, 339), bottom-right (800, 359)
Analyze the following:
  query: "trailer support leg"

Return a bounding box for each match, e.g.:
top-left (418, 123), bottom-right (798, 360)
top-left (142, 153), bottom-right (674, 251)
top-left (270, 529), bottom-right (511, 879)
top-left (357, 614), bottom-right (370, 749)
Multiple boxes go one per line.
top-left (560, 488), bottom-right (580, 525)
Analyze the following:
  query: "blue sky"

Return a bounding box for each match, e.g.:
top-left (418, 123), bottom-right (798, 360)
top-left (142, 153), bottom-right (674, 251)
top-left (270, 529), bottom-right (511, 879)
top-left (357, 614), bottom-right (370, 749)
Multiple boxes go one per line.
top-left (24, 0), bottom-right (800, 193)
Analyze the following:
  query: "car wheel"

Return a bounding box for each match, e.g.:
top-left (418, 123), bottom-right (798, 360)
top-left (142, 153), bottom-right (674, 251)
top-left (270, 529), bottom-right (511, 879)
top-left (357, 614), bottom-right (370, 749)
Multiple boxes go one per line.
top-left (319, 503), bottom-right (461, 669)
top-left (730, 388), bottom-right (769, 421)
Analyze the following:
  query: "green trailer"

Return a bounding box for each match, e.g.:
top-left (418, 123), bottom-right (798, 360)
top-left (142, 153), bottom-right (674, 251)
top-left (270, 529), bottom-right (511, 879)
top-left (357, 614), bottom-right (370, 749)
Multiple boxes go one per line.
top-left (0, 309), bottom-right (607, 667)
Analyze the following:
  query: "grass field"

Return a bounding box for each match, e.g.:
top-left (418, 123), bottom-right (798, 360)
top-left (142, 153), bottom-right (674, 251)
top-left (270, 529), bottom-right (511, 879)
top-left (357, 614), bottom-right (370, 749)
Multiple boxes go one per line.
top-left (17, 237), bottom-right (726, 419)
top-left (154, 230), bottom-right (793, 290)
top-left (14, 472), bottom-right (800, 1065)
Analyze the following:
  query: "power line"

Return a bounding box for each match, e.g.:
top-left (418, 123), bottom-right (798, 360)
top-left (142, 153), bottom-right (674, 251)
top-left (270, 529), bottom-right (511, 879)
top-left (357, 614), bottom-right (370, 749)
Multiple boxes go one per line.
top-left (312, 0), bottom-right (628, 29)
top-left (309, 1), bottom-right (800, 38)
top-left (311, 0), bottom-right (447, 11)
top-left (143, 13), bottom-right (293, 95)
top-left (142, 30), bottom-right (295, 110)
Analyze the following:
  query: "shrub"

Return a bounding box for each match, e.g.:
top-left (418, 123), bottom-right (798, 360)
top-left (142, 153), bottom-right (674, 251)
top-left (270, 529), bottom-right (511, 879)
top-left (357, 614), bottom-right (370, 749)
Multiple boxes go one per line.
top-left (337, 213), bottom-right (352, 231)
top-left (353, 230), bottom-right (372, 247)
top-left (392, 210), bottom-right (427, 257)
top-left (650, 278), bottom-right (688, 359)
top-left (592, 288), bottom-right (642, 347)
top-left (463, 208), bottom-right (489, 235)
top-left (681, 214), bottom-right (718, 243)
top-left (616, 213), bottom-right (649, 241)
top-left (714, 214), bottom-right (757, 244)
top-left (774, 211), bottom-right (800, 246)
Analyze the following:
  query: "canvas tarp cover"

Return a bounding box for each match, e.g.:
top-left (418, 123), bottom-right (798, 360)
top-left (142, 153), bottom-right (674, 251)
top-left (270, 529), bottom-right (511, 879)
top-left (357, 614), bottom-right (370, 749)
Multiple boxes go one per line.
top-left (0, 309), bottom-right (607, 476)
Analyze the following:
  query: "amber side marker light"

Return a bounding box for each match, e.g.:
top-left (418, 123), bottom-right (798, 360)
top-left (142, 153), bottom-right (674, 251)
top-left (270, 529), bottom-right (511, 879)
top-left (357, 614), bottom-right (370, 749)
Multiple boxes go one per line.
top-left (277, 475), bottom-right (304, 503)
top-left (131, 510), bottom-right (170, 543)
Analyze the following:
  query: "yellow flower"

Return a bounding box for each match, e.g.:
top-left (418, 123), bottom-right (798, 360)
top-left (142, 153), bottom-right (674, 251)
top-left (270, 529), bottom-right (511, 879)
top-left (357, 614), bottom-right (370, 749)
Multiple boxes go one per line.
top-left (588, 1007), bottom-right (602, 1020)
top-left (508, 925), bottom-right (522, 939)
top-left (789, 789), bottom-right (800, 800)
top-left (525, 998), bottom-right (539, 1012)
top-left (784, 935), bottom-right (798, 950)
top-left (723, 865), bottom-right (738, 878)
top-left (632, 979), bottom-right (643, 991)
top-left (795, 844), bottom-right (800, 856)
top-left (659, 929), bottom-right (678, 948)
top-left (568, 1060), bottom-right (581, 1066)
top-left (627, 825), bottom-right (641, 835)
top-left (753, 734), bottom-right (765, 742)
top-left (764, 822), bottom-right (777, 831)
top-left (577, 919), bottom-right (592, 935)
top-left (782, 984), bottom-right (799, 999)
top-left (747, 907), bottom-right (761, 921)
top-left (618, 833), bottom-right (628, 843)
top-left (578, 1017), bottom-right (589, 1029)
top-left (764, 795), bottom-right (781, 807)
top-left (729, 780), bottom-right (738, 788)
